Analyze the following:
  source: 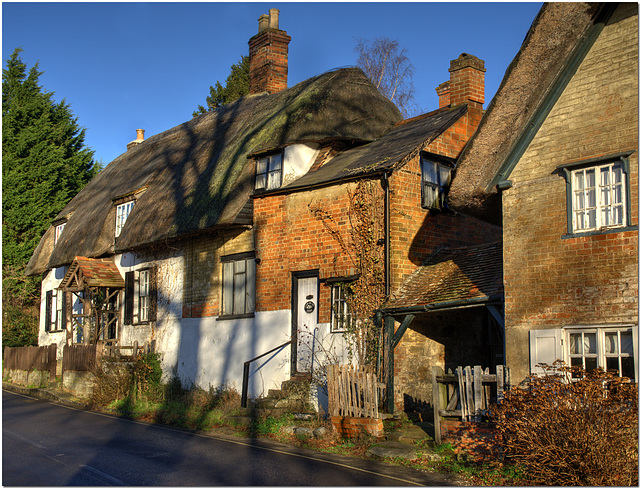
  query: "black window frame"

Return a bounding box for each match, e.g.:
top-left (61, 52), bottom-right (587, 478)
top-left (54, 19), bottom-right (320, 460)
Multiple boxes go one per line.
top-left (219, 252), bottom-right (256, 320)
top-left (420, 151), bottom-right (455, 210)
top-left (124, 267), bottom-right (157, 326)
top-left (255, 151), bottom-right (283, 191)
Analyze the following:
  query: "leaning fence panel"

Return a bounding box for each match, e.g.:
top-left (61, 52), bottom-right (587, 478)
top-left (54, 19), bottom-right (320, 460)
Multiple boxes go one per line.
top-left (432, 364), bottom-right (511, 443)
top-left (327, 364), bottom-right (382, 418)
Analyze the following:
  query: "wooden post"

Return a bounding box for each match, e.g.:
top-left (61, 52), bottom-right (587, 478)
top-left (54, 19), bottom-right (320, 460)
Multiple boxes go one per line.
top-left (384, 316), bottom-right (395, 414)
top-left (473, 365), bottom-right (483, 421)
top-left (133, 341), bottom-right (138, 359)
top-left (496, 365), bottom-right (504, 403)
top-left (432, 365), bottom-right (445, 444)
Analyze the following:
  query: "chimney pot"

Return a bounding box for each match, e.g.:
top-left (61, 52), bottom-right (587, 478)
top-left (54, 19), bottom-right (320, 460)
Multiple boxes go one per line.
top-left (268, 8), bottom-right (279, 29)
top-left (127, 128), bottom-right (145, 151)
top-left (258, 14), bottom-right (269, 33)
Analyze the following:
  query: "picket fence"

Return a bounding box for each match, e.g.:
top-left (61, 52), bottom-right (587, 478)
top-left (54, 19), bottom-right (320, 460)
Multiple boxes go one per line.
top-left (3, 345), bottom-right (57, 381)
top-left (327, 364), bottom-right (384, 418)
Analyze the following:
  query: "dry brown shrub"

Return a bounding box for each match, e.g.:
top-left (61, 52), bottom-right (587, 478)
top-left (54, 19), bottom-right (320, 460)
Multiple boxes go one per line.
top-left (491, 363), bottom-right (638, 486)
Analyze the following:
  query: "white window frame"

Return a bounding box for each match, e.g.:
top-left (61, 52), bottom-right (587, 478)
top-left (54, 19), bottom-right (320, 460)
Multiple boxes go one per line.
top-left (54, 223), bottom-right (66, 244)
top-left (221, 253), bottom-right (255, 317)
top-left (115, 201), bottom-right (135, 237)
top-left (255, 152), bottom-right (283, 191)
top-left (570, 163), bottom-right (626, 232)
top-left (330, 285), bottom-right (352, 333)
top-left (560, 153), bottom-right (633, 236)
top-left (420, 153), bottom-right (453, 210)
top-left (138, 269), bottom-right (150, 323)
top-left (530, 325), bottom-right (638, 381)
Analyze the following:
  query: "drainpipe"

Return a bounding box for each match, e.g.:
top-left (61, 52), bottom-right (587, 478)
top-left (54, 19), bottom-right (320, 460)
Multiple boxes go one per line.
top-left (382, 172), bottom-right (391, 297)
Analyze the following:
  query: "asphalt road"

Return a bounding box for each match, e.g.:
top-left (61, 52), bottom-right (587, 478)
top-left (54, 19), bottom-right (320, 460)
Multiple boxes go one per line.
top-left (2, 389), bottom-right (461, 486)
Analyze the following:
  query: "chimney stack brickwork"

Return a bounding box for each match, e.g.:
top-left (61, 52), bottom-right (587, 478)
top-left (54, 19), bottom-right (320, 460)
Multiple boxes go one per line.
top-left (248, 8), bottom-right (291, 95)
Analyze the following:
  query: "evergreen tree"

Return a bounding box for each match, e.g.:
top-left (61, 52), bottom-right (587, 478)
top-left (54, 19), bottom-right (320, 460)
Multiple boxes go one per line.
top-left (193, 55), bottom-right (250, 116)
top-left (2, 48), bottom-right (99, 345)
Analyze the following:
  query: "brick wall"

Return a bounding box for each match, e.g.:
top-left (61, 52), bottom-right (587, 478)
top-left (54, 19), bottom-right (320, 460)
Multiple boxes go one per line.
top-left (254, 184), bottom-right (364, 318)
top-left (389, 150), bottom-right (502, 291)
top-left (503, 4), bottom-right (638, 382)
top-left (248, 28), bottom-right (291, 95)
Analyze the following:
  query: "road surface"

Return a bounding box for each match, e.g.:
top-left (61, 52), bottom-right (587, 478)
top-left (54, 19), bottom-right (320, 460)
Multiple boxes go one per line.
top-left (2, 389), bottom-right (460, 486)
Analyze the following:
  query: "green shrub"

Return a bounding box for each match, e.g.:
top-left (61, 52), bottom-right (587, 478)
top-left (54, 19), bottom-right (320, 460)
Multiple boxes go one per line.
top-left (491, 364), bottom-right (638, 486)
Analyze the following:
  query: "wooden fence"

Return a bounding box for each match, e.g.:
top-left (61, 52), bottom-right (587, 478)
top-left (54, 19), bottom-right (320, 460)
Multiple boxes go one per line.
top-left (98, 340), bottom-right (144, 359)
top-left (62, 344), bottom-right (96, 372)
top-left (432, 365), bottom-right (510, 443)
top-left (3, 345), bottom-right (57, 381)
top-left (327, 364), bottom-right (384, 418)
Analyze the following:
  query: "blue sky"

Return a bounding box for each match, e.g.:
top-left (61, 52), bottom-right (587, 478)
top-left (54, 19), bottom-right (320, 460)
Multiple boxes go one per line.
top-left (2, 2), bottom-right (542, 166)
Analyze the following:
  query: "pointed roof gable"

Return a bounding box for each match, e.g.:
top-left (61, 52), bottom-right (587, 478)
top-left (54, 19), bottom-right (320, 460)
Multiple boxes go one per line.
top-left (26, 68), bottom-right (402, 275)
top-left (447, 2), bottom-right (613, 223)
top-left (59, 257), bottom-right (125, 289)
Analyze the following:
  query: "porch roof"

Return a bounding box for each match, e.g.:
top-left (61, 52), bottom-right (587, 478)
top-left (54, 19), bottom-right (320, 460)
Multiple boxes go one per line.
top-left (59, 256), bottom-right (125, 289)
top-left (384, 241), bottom-right (503, 311)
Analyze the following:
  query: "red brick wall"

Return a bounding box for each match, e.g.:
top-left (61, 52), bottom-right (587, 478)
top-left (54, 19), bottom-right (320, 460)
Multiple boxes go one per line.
top-left (249, 29), bottom-right (291, 95)
top-left (254, 184), bottom-right (365, 320)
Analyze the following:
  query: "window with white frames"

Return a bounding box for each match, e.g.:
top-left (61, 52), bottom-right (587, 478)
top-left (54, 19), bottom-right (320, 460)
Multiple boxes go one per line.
top-left (115, 201), bottom-right (135, 237)
top-left (561, 153), bottom-right (633, 235)
top-left (221, 253), bottom-right (255, 317)
top-left (530, 326), bottom-right (637, 381)
top-left (54, 222), bottom-right (66, 244)
top-left (421, 152), bottom-right (454, 210)
top-left (255, 152), bottom-right (283, 191)
top-left (330, 285), bottom-right (352, 333)
top-left (568, 328), bottom-right (635, 380)
top-left (138, 269), bottom-right (150, 322)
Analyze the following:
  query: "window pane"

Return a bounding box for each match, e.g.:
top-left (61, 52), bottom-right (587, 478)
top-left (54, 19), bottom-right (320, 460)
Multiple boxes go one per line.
top-left (570, 357), bottom-right (583, 368)
top-left (585, 169), bottom-right (596, 188)
top-left (422, 184), bottom-right (438, 209)
top-left (245, 258), bottom-right (255, 314)
top-left (605, 332), bottom-right (618, 354)
top-left (606, 356), bottom-right (619, 373)
top-left (586, 209), bottom-right (596, 229)
top-left (256, 159), bottom-right (267, 175)
top-left (613, 165), bottom-right (624, 184)
top-left (223, 262), bottom-right (233, 315)
top-left (620, 331), bottom-right (633, 354)
top-left (269, 154), bottom-right (282, 171)
top-left (600, 166), bottom-right (610, 186)
top-left (256, 174), bottom-right (266, 189)
top-left (584, 333), bottom-right (596, 354)
top-left (575, 171), bottom-right (584, 190)
top-left (621, 357), bottom-right (634, 379)
top-left (570, 333), bottom-right (581, 354)
top-left (575, 191), bottom-right (585, 210)
top-left (585, 357), bottom-right (597, 372)
top-left (267, 170), bottom-right (281, 190)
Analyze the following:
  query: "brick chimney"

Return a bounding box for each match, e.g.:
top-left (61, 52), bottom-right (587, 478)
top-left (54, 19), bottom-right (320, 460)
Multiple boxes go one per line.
top-left (436, 53), bottom-right (485, 136)
top-left (127, 129), bottom-right (145, 151)
top-left (248, 8), bottom-right (291, 95)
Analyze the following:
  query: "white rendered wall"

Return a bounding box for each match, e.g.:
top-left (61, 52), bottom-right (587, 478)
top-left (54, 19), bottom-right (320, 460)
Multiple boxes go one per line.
top-left (282, 143), bottom-right (320, 186)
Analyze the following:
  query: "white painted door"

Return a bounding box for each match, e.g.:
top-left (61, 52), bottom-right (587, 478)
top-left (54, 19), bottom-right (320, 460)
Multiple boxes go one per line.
top-left (296, 276), bottom-right (318, 373)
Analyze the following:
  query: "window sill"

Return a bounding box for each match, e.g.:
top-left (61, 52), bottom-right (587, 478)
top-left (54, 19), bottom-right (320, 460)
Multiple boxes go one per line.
top-left (562, 225), bottom-right (638, 240)
top-left (330, 329), bottom-right (345, 334)
top-left (217, 313), bottom-right (255, 321)
top-left (46, 329), bottom-right (65, 334)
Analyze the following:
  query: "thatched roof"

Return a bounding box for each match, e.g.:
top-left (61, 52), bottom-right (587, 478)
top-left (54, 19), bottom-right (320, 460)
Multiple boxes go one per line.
top-left (26, 68), bottom-right (402, 276)
top-left (447, 2), bottom-right (611, 223)
top-left (384, 241), bottom-right (503, 310)
top-left (268, 105), bottom-right (467, 193)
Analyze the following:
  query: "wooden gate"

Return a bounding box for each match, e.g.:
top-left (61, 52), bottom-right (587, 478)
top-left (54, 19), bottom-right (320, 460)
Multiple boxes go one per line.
top-left (327, 364), bottom-right (384, 418)
top-left (432, 365), bottom-right (510, 443)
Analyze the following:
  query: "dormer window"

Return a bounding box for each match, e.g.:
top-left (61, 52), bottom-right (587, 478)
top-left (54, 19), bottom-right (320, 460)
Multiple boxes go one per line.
top-left (255, 152), bottom-right (283, 190)
top-left (115, 201), bottom-right (135, 237)
top-left (54, 222), bottom-right (66, 244)
top-left (421, 152), bottom-right (454, 210)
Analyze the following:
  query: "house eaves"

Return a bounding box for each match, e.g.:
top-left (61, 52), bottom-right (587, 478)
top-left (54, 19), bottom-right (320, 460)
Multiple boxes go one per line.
top-left (255, 104), bottom-right (467, 197)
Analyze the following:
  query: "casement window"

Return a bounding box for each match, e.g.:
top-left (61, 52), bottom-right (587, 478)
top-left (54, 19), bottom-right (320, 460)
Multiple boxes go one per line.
top-left (530, 326), bottom-right (638, 381)
top-left (255, 152), bottom-right (283, 191)
top-left (124, 267), bottom-right (157, 325)
top-left (560, 152), bottom-right (634, 235)
top-left (115, 201), bottom-right (135, 237)
top-left (54, 222), bottom-right (66, 244)
top-left (45, 290), bottom-right (66, 332)
top-left (330, 285), bottom-right (352, 333)
top-left (221, 252), bottom-right (255, 317)
top-left (421, 152), bottom-right (454, 210)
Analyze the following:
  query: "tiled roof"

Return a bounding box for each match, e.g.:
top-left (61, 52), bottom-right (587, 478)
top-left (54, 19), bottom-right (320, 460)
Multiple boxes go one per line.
top-left (385, 241), bottom-right (503, 310)
top-left (60, 256), bottom-right (125, 289)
